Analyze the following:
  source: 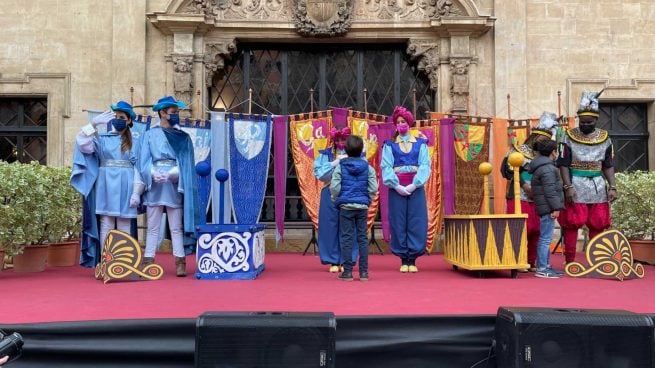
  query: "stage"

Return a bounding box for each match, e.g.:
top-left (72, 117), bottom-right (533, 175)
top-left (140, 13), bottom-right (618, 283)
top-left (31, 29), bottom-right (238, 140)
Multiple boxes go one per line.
top-left (1, 252), bottom-right (654, 367)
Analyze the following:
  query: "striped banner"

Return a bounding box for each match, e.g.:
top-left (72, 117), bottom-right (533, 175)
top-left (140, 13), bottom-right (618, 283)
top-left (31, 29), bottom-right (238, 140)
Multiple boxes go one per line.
top-left (413, 122), bottom-right (442, 252)
top-left (289, 111), bottom-right (332, 230)
top-left (453, 120), bottom-right (491, 215)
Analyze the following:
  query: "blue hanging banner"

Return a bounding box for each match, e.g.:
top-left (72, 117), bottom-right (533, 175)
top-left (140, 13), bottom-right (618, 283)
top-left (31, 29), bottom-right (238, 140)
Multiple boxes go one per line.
top-left (180, 119), bottom-right (212, 221)
top-left (229, 113), bottom-right (272, 224)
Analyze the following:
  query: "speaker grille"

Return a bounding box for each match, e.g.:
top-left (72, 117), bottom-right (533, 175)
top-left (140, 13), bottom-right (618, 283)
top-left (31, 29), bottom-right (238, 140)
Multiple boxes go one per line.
top-left (195, 312), bottom-right (336, 368)
top-left (495, 307), bottom-right (654, 368)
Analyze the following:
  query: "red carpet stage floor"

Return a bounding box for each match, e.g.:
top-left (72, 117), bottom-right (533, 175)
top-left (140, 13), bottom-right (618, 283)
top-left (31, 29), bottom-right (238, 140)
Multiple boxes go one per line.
top-left (2, 252), bottom-right (653, 324)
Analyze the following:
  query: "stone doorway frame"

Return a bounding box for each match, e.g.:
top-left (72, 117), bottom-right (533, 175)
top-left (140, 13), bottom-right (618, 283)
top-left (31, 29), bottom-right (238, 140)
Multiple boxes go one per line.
top-left (147, 0), bottom-right (494, 117)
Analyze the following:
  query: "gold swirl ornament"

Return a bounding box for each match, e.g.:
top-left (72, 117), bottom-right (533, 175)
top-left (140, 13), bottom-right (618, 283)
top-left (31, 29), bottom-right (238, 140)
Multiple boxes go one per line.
top-left (97, 230), bottom-right (163, 283)
top-left (565, 230), bottom-right (645, 280)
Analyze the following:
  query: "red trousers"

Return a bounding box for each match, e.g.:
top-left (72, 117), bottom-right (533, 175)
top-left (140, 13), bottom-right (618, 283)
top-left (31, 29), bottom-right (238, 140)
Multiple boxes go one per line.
top-left (558, 202), bottom-right (611, 262)
top-left (506, 199), bottom-right (539, 265)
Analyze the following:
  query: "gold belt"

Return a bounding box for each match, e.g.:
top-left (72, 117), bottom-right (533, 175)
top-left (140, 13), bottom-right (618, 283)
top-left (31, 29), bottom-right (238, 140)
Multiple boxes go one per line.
top-left (571, 161), bottom-right (602, 171)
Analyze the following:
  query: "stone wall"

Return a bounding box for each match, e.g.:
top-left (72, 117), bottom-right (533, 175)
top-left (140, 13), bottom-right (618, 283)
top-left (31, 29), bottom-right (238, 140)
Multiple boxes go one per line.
top-left (0, 0), bottom-right (148, 166)
top-left (2, 1), bottom-right (654, 167)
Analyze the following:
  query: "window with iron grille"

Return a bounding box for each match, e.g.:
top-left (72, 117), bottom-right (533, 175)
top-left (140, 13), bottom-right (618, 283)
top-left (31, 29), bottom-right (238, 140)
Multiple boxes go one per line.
top-left (210, 43), bottom-right (434, 224)
top-left (597, 103), bottom-right (649, 172)
top-left (0, 98), bottom-right (48, 164)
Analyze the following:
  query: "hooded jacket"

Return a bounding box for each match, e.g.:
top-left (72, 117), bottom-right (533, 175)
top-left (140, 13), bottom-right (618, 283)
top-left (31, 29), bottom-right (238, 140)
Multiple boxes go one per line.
top-left (529, 155), bottom-right (565, 216)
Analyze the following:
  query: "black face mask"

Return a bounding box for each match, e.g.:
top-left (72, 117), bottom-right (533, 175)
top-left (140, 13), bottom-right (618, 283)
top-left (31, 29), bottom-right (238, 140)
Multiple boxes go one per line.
top-left (579, 124), bottom-right (595, 134)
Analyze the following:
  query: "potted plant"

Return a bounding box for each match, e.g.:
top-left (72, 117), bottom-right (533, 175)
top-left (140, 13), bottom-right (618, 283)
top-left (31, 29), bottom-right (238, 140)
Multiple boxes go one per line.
top-left (45, 165), bottom-right (83, 267)
top-left (0, 161), bottom-right (50, 272)
top-left (611, 170), bottom-right (655, 264)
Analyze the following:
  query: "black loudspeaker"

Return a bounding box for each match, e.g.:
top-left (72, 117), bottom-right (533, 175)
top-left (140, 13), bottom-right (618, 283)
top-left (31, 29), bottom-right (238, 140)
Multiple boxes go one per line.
top-left (195, 312), bottom-right (336, 368)
top-left (494, 307), bottom-right (654, 368)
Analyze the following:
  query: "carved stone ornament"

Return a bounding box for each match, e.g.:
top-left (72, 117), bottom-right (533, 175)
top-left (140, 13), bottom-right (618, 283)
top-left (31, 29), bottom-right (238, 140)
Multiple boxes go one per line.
top-left (204, 40), bottom-right (238, 86)
top-left (449, 58), bottom-right (470, 112)
top-left (177, 0), bottom-right (467, 21)
top-left (180, 0), bottom-right (288, 20)
top-left (360, 0), bottom-right (462, 21)
top-left (173, 56), bottom-right (194, 105)
top-left (294, 0), bottom-right (353, 37)
top-left (406, 39), bottom-right (440, 91)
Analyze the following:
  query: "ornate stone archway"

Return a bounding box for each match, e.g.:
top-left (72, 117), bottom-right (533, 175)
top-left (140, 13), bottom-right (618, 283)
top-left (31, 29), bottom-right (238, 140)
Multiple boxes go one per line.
top-left (147, 0), bottom-right (493, 115)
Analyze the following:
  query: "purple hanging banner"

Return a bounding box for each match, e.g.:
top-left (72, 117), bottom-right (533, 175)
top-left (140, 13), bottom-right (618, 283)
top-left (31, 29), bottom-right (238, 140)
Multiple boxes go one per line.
top-left (440, 118), bottom-right (456, 215)
top-left (273, 115), bottom-right (288, 242)
top-left (377, 121), bottom-right (396, 242)
top-left (332, 107), bottom-right (349, 129)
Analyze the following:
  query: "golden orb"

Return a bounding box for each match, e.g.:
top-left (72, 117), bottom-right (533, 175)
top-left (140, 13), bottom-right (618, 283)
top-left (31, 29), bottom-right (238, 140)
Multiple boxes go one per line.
top-left (478, 162), bottom-right (493, 176)
top-left (508, 152), bottom-right (525, 168)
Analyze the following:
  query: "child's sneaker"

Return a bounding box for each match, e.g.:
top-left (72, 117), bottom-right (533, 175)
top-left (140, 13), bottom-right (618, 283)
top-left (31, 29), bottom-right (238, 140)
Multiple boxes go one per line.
top-left (338, 270), bottom-right (353, 281)
top-left (535, 269), bottom-right (561, 278)
top-left (550, 267), bottom-right (564, 276)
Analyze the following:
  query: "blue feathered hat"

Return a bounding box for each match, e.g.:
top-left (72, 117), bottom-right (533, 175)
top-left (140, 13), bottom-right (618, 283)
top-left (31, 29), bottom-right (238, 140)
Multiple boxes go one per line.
top-left (152, 96), bottom-right (187, 112)
top-left (110, 100), bottom-right (136, 120)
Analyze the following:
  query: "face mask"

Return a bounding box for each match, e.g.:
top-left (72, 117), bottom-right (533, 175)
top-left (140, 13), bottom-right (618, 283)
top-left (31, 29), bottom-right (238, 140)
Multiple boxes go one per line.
top-left (111, 118), bottom-right (127, 132)
top-left (397, 124), bottom-right (409, 135)
top-left (336, 142), bottom-right (345, 150)
top-left (168, 113), bottom-right (180, 126)
top-left (579, 124), bottom-right (595, 134)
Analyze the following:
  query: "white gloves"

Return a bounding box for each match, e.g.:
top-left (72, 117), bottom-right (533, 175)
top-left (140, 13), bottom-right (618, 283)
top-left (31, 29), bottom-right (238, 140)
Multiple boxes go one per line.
top-left (330, 159), bottom-right (340, 168)
top-left (405, 183), bottom-right (417, 194)
top-left (394, 185), bottom-right (411, 196)
top-left (91, 111), bottom-right (115, 128)
top-left (129, 193), bottom-right (140, 208)
top-left (153, 170), bottom-right (170, 183)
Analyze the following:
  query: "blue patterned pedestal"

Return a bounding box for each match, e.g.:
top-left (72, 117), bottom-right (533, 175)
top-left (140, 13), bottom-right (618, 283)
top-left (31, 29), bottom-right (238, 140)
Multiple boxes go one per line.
top-left (195, 224), bottom-right (266, 280)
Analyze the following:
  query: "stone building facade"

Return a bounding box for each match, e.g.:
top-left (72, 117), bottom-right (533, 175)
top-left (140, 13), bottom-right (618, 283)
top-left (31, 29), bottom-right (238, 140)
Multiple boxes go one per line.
top-left (1, 0), bottom-right (654, 167)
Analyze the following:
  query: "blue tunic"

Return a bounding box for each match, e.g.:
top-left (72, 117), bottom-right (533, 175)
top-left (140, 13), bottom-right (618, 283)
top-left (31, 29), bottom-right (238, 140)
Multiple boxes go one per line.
top-left (138, 125), bottom-right (199, 255)
top-left (71, 133), bottom-right (137, 218)
top-left (139, 127), bottom-right (184, 208)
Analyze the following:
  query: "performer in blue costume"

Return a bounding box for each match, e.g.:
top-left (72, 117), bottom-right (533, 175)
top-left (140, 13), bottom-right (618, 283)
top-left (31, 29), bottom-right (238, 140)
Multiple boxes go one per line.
top-left (313, 126), bottom-right (359, 273)
top-left (70, 101), bottom-right (141, 268)
top-left (380, 106), bottom-right (431, 273)
top-left (139, 96), bottom-right (199, 277)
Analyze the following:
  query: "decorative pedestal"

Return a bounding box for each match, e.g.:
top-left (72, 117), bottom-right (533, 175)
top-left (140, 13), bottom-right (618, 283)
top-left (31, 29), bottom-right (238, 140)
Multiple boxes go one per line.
top-left (443, 214), bottom-right (529, 278)
top-left (195, 224), bottom-right (266, 280)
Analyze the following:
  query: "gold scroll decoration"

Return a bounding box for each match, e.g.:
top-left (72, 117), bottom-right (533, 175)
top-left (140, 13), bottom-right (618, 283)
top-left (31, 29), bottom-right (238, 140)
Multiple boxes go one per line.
top-left (95, 230), bottom-right (163, 283)
top-left (565, 230), bottom-right (645, 281)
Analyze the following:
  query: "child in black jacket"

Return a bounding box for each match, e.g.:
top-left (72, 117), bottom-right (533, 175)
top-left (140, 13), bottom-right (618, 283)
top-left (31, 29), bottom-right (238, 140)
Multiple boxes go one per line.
top-left (529, 139), bottom-right (565, 278)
